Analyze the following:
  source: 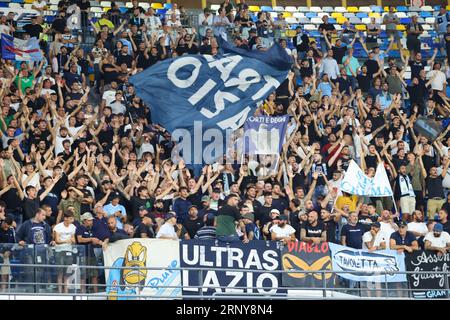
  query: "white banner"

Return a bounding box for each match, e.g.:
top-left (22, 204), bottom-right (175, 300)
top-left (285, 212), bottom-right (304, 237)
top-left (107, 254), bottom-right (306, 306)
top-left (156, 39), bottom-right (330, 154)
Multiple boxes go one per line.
top-left (103, 239), bottom-right (181, 299)
top-left (328, 243), bottom-right (407, 283)
top-left (340, 160), bottom-right (393, 197)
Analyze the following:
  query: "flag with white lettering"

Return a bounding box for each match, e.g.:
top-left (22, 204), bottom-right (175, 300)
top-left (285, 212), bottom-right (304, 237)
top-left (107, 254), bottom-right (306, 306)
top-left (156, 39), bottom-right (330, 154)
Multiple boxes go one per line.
top-left (340, 160), bottom-right (393, 197)
top-left (129, 38), bottom-right (293, 165)
top-left (243, 115), bottom-right (289, 154)
top-left (1, 34), bottom-right (43, 61)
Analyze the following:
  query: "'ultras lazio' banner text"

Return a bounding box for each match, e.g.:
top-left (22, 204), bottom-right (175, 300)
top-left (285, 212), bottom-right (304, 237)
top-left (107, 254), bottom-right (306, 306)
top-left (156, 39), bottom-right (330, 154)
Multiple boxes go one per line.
top-left (340, 160), bottom-right (393, 197)
top-left (129, 39), bottom-right (293, 164)
top-left (103, 239), bottom-right (181, 299)
top-left (328, 243), bottom-right (407, 283)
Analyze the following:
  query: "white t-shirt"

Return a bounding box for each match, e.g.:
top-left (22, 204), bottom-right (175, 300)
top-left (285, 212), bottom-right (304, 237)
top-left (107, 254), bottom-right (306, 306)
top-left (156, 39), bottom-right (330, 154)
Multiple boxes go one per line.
top-left (102, 90), bottom-right (116, 107)
top-left (428, 70), bottom-right (447, 91)
top-left (55, 135), bottom-right (73, 155)
top-left (270, 224), bottom-right (296, 238)
top-left (424, 231), bottom-right (450, 248)
top-left (22, 173), bottom-right (41, 189)
top-left (54, 222), bottom-right (76, 252)
top-left (156, 223), bottom-right (178, 239)
top-left (362, 231), bottom-right (387, 250)
top-left (379, 221), bottom-right (396, 248)
top-left (407, 222), bottom-right (428, 239)
top-left (41, 88), bottom-right (56, 97)
top-left (437, 166), bottom-right (450, 188)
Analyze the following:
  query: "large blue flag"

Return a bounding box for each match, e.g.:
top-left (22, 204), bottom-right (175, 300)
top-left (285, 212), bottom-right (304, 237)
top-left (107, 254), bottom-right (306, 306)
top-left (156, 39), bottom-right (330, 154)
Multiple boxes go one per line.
top-left (130, 39), bottom-right (293, 165)
top-left (1, 34), bottom-right (43, 62)
top-left (243, 115), bottom-right (289, 155)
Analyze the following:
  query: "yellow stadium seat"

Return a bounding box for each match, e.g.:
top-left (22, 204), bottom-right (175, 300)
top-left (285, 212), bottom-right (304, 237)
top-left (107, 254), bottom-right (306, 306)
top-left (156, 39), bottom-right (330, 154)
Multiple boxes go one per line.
top-left (331, 12), bottom-right (343, 18)
top-left (249, 5), bottom-right (260, 12)
top-left (396, 24), bottom-right (405, 31)
top-left (355, 24), bottom-right (366, 31)
top-left (383, 6), bottom-right (396, 11)
top-left (347, 6), bottom-right (358, 13)
top-left (25, 0), bottom-right (34, 3)
top-left (151, 3), bottom-right (163, 9)
top-left (447, 5), bottom-right (450, 10)
top-left (337, 17), bottom-right (348, 24)
top-left (282, 12), bottom-right (292, 18)
top-left (369, 12), bottom-right (381, 18)
top-left (103, 7), bottom-right (111, 12)
top-left (286, 30), bottom-right (297, 37)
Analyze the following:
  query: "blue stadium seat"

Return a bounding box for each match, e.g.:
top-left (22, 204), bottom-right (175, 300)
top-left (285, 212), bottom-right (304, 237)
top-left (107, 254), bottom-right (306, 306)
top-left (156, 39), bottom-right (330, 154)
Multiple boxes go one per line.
top-left (400, 18), bottom-right (411, 24)
top-left (261, 6), bottom-right (272, 12)
top-left (396, 6), bottom-right (408, 12)
top-left (156, 9), bottom-right (166, 16)
top-left (46, 16), bottom-right (55, 23)
top-left (434, 5), bottom-right (441, 11)
top-left (164, 3), bottom-right (172, 10)
top-left (328, 18), bottom-right (336, 23)
top-left (420, 12), bottom-right (432, 18)
top-left (305, 12), bottom-right (317, 18)
top-left (11, 0), bottom-right (24, 3)
top-left (356, 13), bottom-right (368, 19)
top-left (370, 5), bottom-right (383, 13)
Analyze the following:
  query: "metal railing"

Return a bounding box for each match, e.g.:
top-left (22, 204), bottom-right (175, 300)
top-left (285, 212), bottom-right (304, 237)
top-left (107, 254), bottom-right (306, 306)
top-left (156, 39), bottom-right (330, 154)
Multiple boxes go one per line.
top-left (0, 248), bottom-right (450, 300)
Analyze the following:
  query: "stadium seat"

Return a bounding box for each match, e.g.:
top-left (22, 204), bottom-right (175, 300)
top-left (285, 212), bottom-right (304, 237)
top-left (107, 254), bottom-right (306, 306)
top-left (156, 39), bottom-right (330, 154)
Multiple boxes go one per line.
top-left (420, 5), bottom-right (433, 11)
top-left (305, 12), bottom-right (317, 18)
top-left (425, 17), bottom-right (435, 24)
top-left (344, 13), bottom-right (355, 18)
top-left (335, 7), bottom-right (347, 13)
top-left (355, 24), bottom-right (366, 31)
top-left (8, 3), bottom-right (22, 8)
top-left (396, 25), bottom-right (406, 31)
top-left (361, 17), bottom-right (371, 24)
top-left (285, 17), bottom-right (297, 24)
top-left (369, 12), bottom-right (381, 18)
top-left (309, 7), bottom-right (322, 13)
top-left (283, 12), bottom-right (292, 18)
top-left (272, 6), bottom-right (284, 12)
top-left (422, 24), bottom-right (432, 31)
top-left (396, 12), bottom-right (408, 18)
top-left (400, 18), bottom-right (411, 24)
top-left (331, 12), bottom-right (343, 19)
top-left (163, 3), bottom-right (172, 9)
top-left (0, 1), bottom-right (9, 6)
top-left (311, 17), bottom-right (322, 24)
top-left (317, 12), bottom-right (328, 18)
top-left (49, 4), bottom-right (57, 10)
top-left (396, 6), bottom-right (408, 12)
top-left (349, 17), bottom-right (361, 24)
top-left (447, 5), bottom-right (450, 11)
top-left (139, 2), bottom-right (150, 10)
top-left (100, 1), bottom-right (111, 7)
top-left (356, 13), bottom-right (368, 19)
top-left (347, 7), bottom-right (358, 13)
top-left (297, 17), bottom-right (310, 24)
top-left (249, 6), bottom-right (260, 12)
top-left (420, 12), bottom-right (432, 18)
top-left (328, 18), bottom-right (336, 24)
top-left (151, 3), bottom-right (163, 9)
top-left (12, 0), bottom-right (24, 3)
top-left (210, 4), bottom-right (220, 11)
top-left (103, 7), bottom-right (110, 12)
top-left (49, 0), bottom-right (58, 4)
top-left (337, 17), bottom-right (348, 24)
top-left (322, 7), bottom-right (334, 13)
top-left (370, 5), bottom-right (383, 13)
top-left (285, 6), bottom-right (296, 12)
top-left (359, 6), bottom-right (371, 13)
top-left (304, 24), bottom-right (317, 31)
top-left (409, 6), bottom-right (420, 12)
top-left (24, 3), bottom-right (32, 9)
top-left (261, 6), bottom-right (272, 12)
top-left (156, 9), bottom-right (166, 15)
top-left (384, 6), bottom-right (395, 12)
top-left (292, 12), bottom-right (304, 18)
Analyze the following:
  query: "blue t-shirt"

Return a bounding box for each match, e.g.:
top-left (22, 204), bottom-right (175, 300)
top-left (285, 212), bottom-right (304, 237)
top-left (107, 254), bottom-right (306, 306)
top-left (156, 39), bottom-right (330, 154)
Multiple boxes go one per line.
top-left (92, 217), bottom-right (109, 242)
top-left (317, 82), bottom-right (332, 97)
top-left (245, 223), bottom-right (261, 240)
top-left (341, 223), bottom-right (365, 249)
top-left (390, 231), bottom-right (416, 246)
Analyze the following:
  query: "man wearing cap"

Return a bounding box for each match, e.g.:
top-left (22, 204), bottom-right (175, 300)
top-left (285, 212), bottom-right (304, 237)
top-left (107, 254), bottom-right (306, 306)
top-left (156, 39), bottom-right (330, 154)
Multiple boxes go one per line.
top-left (76, 212), bottom-right (100, 292)
top-left (156, 212), bottom-right (178, 240)
top-left (389, 221), bottom-right (419, 253)
top-left (183, 205), bottom-right (204, 239)
top-left (103, 194), bottom-right (127, 230)
top-left (270, 215), bottom-right (296, 244)
top-left (241, 210), bottom-right (260, 240)
top-left (198, 195), bottom-right (216, 220)
top-left (424, 223), bottom-right (450, 255)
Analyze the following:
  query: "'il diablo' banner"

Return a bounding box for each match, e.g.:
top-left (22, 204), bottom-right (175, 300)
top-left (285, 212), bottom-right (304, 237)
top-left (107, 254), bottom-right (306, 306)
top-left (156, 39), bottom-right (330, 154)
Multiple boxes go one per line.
top-left (180, 240), bottom-right (284, 296)
top-left (281, 242), bottom-right (334, 288)
top-left (328, 243), bottom-right (407, 283)
top-left (405, 251), bottom-right (450, 299)
top-left (104, 239), bottom-right (181, 299)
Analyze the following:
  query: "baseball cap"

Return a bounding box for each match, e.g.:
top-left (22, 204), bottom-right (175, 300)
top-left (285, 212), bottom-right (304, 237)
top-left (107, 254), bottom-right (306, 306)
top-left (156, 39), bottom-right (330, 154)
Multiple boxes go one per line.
top-left (242, 213), bottom-right (254, 222)
top-left (398, 221), bottom-right (408, 228)
top-left (434, 223), bottom-right (444, 232)
top-left (212, 188), bottom-right (221, 194)
top-left (138, 206), bottom-right (148, 211)
top-left (201, 195), bottom-right (211, 202)
top-left (188, 205), bottom-right (198, 210)
top-left (164, 212), bottom-right (176, 221)
top-left (371, 221), bottom-right (381, 228)
top-left (279, 215), bottom-right (288, 221)
top-left (270, 209), bottom-right (280, 215)
top-left (80, 212), bottom-right (94, 221)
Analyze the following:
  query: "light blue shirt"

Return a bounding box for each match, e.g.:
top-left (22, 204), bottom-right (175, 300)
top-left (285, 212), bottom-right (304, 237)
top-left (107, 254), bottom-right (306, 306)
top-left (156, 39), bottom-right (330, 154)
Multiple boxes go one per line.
top-left (103, 203), bottom-right (127, 229)
top-left (343, 55), bottom-right (360, 76)
top-left (317, 82), bottom-right (332, 97)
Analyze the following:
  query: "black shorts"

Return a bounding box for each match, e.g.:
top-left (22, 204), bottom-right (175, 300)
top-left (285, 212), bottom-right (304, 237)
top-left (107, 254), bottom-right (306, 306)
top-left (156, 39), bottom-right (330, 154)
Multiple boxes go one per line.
top-left (55, 251), bottom-right (74, 274)
top-left (414, 190), bottom-right (425, 207)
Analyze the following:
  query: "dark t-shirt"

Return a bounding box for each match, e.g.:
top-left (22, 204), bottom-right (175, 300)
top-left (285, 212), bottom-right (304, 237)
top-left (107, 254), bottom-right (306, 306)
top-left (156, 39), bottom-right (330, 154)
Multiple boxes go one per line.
top-left (23, 197), bottom-right (40, 221)
top-left (341, 223), bottom-right (365, 249)
top-left (301, 221), bottom-right (325, 239)
top-left (322, 219), bottom-right (337, 243)
top-left (134, 223), bottom-right (155, 238)
top-left (23, 23), bottom-right (43, 38)
top-left (390, 231), bottom-right (417, 246)
top-left (183, 217), bottom-right (204, 239)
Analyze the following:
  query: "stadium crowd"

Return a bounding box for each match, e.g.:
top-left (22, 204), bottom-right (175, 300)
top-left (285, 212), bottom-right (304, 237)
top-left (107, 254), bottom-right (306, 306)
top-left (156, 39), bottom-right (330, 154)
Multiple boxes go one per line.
top-left (0, 0), bottom-right (449, 293)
